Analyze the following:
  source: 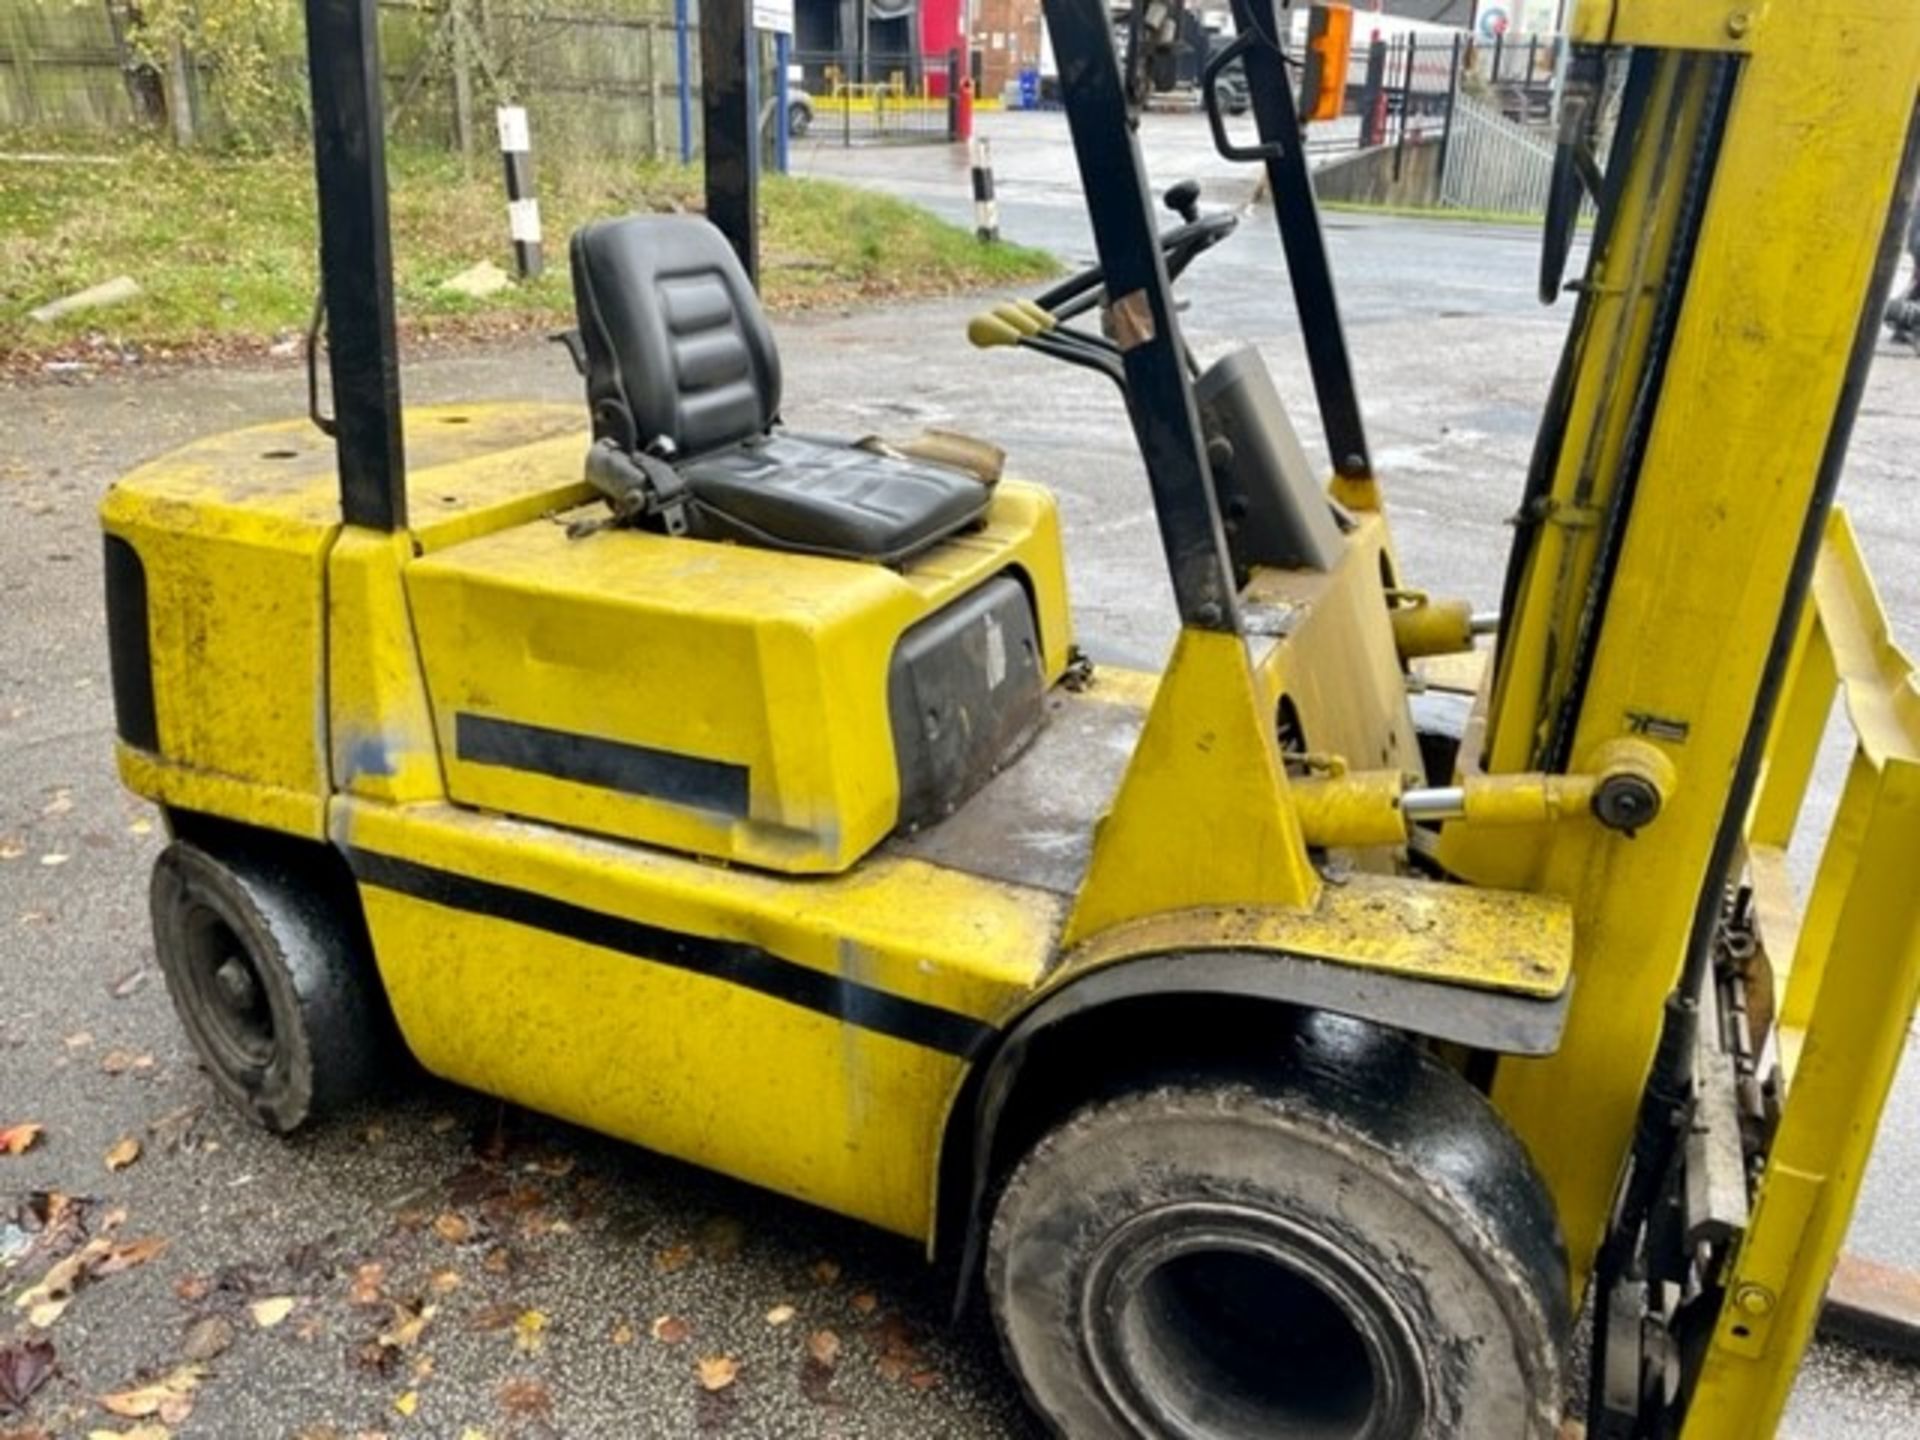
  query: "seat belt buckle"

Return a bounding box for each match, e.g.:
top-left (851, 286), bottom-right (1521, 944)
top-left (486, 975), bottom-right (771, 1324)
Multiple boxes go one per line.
top-left (638, 449), bottom-right (692, 536)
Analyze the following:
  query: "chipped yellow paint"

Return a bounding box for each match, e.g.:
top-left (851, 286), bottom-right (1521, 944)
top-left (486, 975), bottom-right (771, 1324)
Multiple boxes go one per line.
top-left (115, 742), bottom-right (325, 838)
top-left (102, 456), bottom-right (334, 834)
top-left (405, 480), bottom-right (1071, 874)
top-left (328, 529), bottom-right (445, 805)
top-left (1058, 874), bottom-right (1574, 1000)
top-left (338, 797), bottom-right (1062, 1239)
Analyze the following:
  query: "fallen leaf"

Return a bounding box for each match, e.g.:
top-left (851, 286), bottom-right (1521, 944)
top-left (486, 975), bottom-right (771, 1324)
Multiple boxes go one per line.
top-left (98, 1363), bottom-right (205, 1418)
top-left (180, 1314), bottom-right (234, 1363)
top-left (765, 1303), bottom-right (796, 1327)
top-left (94, 1236), bottom-right (169, 1276)
top-left (807, 1329), bottom-right (842, 1368)
top-left (100, 1050), bottom-right (154, 1076)
top-left (457, 1430), bottom-right (489, 1440)
top-left (377, 1303), bottom-right (435, 1351)
top-left (63, 1032), bottom-right (93, 1051)
top-left (908, 1369), bottom-right (942, 1390)
top-left (810, 1259), bottom-right (841, 1285)
top-left (610, 1321), bottom-right (635, 1346)
top-left (0, 839), bottom-right (25, 861)
top-left (876, 1353), bottom-right (911, 1382)
top-left (695, 1355), bottom-right (739, 1392)
top-left (41, 792), bottom-right (72, 818)
top-left (496, 1377), bottom-right (550, 1418)
top-left (512, 1309), bottom-right (547, 1354)
top-left (249, 1296), bottom-right (296, 1329)
top-left (480, 1246), bottom-right (512, 1276)
top-left (38, 854), bottom-right (69, 868)
top-left (0, 1336), bottom-right (56, 1409)
top-left (110, 969), bottom-right (150, 999)
top-left (649, 1314), bottom-right (690, 1346)
top-left (15, 1240), bottom-right (107, 1327)
top-left (527, 1153), bottom-right (575, 1178)
top-left (104, 1136), bottom-right (141, 1172)
top-left (430, 1213), bottom-right (471, 1245)
top-left (101, 1206), bottom-right (129, 1231)
top-left (427, 1269), bottom-right (461, 1295)
top-left (0, 1124), bottom-right (45, 1156)
top-left (654, 1242), bottom-right (694, 1274)
top-left (88, 1428), bottom-right (172, 1440)
top-left (392, 1390), bottom-right (418, 1418)
top-left (348, 1262), bottom-right (386, 1306)
top-left (173, 1274), bottom-right (211, 1303)
top-left (128, 818), bottom-right (154, 836)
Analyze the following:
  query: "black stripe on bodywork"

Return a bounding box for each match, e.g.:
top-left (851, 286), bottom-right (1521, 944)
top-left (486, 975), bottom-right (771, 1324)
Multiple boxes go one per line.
top-left (456, 713), bottom-right (750, 818)
top-left (103, 534), bottom-right (158, 752)
top-left (347, 848), bottom-right (995, 1059)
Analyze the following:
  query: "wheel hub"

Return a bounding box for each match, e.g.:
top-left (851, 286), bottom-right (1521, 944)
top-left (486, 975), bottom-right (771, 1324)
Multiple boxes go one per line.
top-left (181, 905), bottom-right (276, 1074)
top-left (1082, 1202), bottom-right (1429, 1440)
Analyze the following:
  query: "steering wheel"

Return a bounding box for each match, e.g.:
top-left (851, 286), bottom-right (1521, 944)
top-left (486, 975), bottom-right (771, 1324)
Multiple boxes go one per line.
top-left (1036, 178), bottom-right (1239, 322)
top-left (968, 179), bottom-right (1238, 386)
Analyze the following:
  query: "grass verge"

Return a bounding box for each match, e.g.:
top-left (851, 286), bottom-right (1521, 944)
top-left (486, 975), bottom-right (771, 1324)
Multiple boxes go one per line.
top-left (0, 137), bottom-right (1056, 367)
top-left (1320, 199), bottom-right (1586, 229)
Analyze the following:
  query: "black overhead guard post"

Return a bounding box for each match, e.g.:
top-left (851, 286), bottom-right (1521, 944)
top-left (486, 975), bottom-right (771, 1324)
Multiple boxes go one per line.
top-left (304, 0), bottom-right (407, 532)
top-left (1038, 0), bottom-right (1240, 634)
top-left (1228, 0), bottom-right (1372, 484)
top-left (701, 0), bottom-right (760, 286)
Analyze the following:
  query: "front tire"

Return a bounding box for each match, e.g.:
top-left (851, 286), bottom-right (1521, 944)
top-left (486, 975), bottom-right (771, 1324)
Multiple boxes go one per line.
top-left (986, 1016), bottom-right (1569, 1439)
top-left (151, 839), bottom-right (395, 1133)
top-left (788, 101), bottom-right (812, 137)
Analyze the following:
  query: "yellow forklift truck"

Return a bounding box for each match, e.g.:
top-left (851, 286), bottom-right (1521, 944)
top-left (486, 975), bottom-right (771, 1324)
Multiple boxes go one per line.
top-left (98, 0), bottom-right (1920, 1432)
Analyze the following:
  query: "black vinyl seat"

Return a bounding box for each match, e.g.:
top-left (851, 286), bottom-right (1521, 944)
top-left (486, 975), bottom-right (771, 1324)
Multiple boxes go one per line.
top-left (570, 215), bottom-right (990, 564)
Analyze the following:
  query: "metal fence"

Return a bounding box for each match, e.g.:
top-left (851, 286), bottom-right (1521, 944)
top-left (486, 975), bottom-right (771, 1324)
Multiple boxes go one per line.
top-left (1436, 90), bottom-right (1561, 216)
top-left (788, 49), bottom-right (964, 146)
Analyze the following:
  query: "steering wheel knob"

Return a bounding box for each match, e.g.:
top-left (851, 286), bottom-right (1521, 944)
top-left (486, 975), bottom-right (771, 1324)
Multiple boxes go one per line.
top-left (1163, 178), bottom-right (1202, 224)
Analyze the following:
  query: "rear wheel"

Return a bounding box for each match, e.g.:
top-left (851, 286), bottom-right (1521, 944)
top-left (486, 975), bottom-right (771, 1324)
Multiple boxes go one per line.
top-left (986, 1016), bottom-right (1569, 1439)
top-left (151, 839), bottom-right (396, 1132)
top-left (788, 101), bottom-right (812, 137)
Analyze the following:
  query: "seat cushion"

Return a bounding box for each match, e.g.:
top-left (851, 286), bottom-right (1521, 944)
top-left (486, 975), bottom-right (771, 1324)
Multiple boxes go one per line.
top-left (680, 433), bottom-right (992, 565)
top-left (571, 216), bottom-right (780, 457)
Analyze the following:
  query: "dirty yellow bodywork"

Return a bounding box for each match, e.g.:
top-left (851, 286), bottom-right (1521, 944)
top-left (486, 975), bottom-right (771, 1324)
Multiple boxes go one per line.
top-left (97, 1), bottom-right (1920, 1428)
top-left (405, 480), bottom-right (1069, 873)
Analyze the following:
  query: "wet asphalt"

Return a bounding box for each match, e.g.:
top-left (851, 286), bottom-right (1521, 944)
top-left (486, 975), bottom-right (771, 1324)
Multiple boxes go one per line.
top-left (3, 111), bottom-right (1919, 1438)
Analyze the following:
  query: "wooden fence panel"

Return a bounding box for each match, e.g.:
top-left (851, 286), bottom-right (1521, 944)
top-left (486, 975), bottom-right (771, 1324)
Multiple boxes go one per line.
top-left (0, 3), bottom-right (139, 132)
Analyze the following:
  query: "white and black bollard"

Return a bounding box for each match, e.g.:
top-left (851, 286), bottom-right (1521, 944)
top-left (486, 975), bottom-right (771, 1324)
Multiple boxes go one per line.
top-left (970, 137), bottom-right (999, 244)
top-left (497, 105), bottom-right (543, 279)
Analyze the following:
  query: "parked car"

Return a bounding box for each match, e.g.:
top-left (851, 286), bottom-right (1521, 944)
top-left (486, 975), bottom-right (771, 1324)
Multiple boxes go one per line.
top-left (760, 87), bottom-right (815, 139)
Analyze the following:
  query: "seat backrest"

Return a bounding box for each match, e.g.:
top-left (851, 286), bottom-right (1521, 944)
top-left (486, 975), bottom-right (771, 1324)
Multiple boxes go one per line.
top-left (570, 215), bottom-right (782, 459)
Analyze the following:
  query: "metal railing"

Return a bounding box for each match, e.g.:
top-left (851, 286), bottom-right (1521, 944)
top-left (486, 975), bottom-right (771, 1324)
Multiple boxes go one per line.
top-left (1715, 507), bottom-right (1920, 1430)
top-left (1436, 90), bottom-right (1561, 216)
top-left (788, 49), bottom-right (967, 146)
